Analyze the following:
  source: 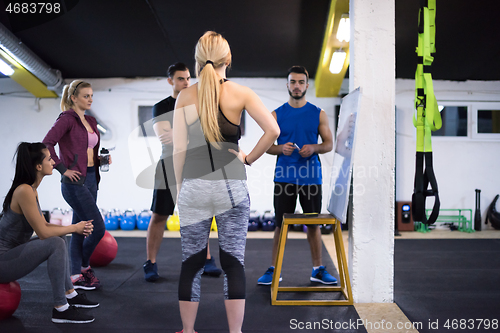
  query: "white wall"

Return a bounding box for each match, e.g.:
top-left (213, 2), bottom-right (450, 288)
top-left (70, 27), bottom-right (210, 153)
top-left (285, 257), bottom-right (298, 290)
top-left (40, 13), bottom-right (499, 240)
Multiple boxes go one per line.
top-left (396, 79), bottom-right (500, 229)
top-left (2, 77), bottom-right (498, 223)
top-left (0, 77), bottom-right (338, 215)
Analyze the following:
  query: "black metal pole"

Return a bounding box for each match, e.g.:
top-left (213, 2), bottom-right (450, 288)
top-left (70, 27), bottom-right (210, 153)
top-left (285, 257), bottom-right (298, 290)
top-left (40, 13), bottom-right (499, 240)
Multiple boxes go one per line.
top-left (475, 189), bottom-right (482, 231)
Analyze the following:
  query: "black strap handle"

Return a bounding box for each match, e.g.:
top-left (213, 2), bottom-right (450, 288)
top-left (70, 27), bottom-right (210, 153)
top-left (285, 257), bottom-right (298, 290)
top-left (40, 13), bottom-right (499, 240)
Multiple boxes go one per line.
top-left (412, 152), bottom-right (440, 225)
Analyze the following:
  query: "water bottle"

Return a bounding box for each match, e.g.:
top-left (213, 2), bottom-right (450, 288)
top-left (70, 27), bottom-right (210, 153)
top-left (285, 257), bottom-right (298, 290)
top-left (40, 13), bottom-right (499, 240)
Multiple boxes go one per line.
top-left (100, 148), bottom-right (110, 172)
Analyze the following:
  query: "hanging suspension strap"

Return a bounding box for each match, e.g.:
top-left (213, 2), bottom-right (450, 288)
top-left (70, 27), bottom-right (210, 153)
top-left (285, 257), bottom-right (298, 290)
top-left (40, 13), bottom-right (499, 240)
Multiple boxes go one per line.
top-left (412, 0), bottom-right (442, 225)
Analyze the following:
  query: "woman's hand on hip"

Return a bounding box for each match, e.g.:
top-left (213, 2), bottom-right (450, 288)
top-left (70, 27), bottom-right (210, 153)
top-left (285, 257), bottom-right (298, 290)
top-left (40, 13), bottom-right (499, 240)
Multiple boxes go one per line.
top-left (63, 169), bottom-right (82, 182)
top-left (228, 148), bottom-right (247, 164)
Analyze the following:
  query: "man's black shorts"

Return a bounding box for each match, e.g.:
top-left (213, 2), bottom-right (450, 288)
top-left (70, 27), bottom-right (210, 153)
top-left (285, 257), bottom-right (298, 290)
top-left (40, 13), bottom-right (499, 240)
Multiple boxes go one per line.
top-left (273, 182), bottom-right (322, 228)
top-left (150, 159), bottom-right (175, 216)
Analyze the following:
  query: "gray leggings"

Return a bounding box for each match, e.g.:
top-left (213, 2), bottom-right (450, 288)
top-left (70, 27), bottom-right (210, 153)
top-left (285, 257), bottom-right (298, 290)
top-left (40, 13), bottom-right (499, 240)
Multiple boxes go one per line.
top-left (178, 178), bottom-right (250, 302)
top-left (0, 236), bottom-right (73, 306)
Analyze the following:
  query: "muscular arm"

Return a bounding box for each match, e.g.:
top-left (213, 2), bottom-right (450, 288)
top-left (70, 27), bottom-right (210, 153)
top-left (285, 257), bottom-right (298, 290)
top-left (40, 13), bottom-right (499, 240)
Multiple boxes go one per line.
top-left (299, 110), bottom-right (333, 157)
top-left (12, 185), bottom-right (92, 239)
top-left (153, 121), bottom-right (173, 146)
top-left (315, 110), bottom-right (334, 154)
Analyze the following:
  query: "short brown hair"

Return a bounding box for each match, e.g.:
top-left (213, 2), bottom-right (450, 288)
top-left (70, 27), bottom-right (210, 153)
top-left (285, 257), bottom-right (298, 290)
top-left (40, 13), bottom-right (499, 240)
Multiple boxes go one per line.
top-left (287, 66), bottom-right (309, 82)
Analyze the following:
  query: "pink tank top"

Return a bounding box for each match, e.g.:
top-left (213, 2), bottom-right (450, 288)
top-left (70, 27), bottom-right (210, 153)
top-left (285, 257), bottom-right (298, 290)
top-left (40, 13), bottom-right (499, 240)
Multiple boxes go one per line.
top-left (88, 131), bottom-right (98, 149)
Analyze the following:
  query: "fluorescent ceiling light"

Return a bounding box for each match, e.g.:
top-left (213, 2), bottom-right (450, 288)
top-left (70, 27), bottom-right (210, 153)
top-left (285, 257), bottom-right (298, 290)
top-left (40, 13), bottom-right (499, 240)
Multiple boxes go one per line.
top-left (329, 50), bottom-right (347, 74)
top-left (0, 58), bottom-right (14, 76)
top-left (336, 15), bottom-right (350, 42)
top-left (97, 123), bottom-right (107, 134)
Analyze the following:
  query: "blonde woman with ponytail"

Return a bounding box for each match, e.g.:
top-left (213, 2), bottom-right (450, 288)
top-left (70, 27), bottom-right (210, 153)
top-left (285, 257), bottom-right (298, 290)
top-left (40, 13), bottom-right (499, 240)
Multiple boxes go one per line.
top-left (172, 31), bottom-right (279, 333)
top-left (43, 80), bottom-right (108, 291)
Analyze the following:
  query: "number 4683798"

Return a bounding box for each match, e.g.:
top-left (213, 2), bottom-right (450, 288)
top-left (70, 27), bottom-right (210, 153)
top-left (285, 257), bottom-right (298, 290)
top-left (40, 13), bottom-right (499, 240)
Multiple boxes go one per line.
top-left (443, 319), bottom-right (498, 330)
top-left (6, 3), bottom-right (61, 14)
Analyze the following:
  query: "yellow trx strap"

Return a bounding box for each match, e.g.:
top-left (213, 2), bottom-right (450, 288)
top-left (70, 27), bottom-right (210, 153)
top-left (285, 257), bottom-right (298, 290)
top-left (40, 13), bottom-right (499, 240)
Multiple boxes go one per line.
top-left (412, 0), bottom-right (441, 225)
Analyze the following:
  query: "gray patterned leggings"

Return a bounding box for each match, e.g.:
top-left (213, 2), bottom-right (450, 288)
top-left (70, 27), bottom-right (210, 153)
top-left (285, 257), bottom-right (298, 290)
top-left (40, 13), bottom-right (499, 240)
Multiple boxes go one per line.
top-left (177, 178), bottom-right (250, 302)
top-left (0, 236), bottom-right (73, 306)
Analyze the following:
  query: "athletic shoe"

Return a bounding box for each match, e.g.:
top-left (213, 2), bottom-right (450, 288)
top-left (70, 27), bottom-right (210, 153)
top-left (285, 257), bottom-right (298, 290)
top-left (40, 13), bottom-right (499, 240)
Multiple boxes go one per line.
top-left (51, 305), bottom-right (95, 324)
top-left (257, 266), bottom-right (282, 285)
top-left (202, 258), bottom-right (222, 277)
top-left (68, 292), bottom-right (99, 308)
top-left (72, 274), bottom-right (96, 290)
top-left (143, 260), bottom-right (159, 282)
top-left (81, 267), bottom-right (101, 289)
top-left (310, 266), bottom-right (338, 285)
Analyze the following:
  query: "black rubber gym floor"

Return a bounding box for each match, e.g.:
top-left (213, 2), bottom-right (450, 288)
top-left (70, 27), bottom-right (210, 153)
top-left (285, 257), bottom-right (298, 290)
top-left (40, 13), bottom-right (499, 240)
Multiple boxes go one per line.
top-left (0, 237), bottom-right (363, 333)
top-left (394, 239), bottom-right (500, 333)
top-left (3, 237), bottom-right (499, 332)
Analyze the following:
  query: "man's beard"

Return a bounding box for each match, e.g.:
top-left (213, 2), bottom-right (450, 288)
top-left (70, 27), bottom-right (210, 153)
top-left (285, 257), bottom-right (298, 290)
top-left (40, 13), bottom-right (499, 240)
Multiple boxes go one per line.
top-left (288, 89), bottom-right (307, 100)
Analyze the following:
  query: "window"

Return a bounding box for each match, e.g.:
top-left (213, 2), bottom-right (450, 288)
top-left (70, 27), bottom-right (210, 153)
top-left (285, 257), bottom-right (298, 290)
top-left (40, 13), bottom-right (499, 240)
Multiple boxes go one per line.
top-left (433, 106), bottom-right (468, 137)
top-left (138, 105), bottom-right (155, 137)
top-left (472, 103), bottom-right (500, 140)
top-left (477, 110), bottom-right (500, 134)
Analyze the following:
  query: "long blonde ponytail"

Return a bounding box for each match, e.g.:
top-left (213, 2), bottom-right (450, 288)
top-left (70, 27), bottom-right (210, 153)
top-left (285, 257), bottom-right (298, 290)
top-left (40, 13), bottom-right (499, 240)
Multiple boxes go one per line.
top-left (60, 80), bottom-right (91, 111)
top-left (195, 31), bottom-right (232, 149)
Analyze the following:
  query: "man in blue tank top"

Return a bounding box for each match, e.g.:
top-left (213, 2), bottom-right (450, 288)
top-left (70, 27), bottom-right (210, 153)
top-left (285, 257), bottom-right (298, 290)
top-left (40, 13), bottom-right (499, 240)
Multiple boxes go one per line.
top-left (257, 66), bottom-right (336, 285)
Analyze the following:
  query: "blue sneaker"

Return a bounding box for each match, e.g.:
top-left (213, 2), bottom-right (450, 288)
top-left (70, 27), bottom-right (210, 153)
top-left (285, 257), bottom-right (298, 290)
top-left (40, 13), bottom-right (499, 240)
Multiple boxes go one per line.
top-left (143, 260), bottom-right (159, 282)
top-left (310, 266), bottom-right (337, 285)
top-left (257, 266), bottom-right (282, 285)
top-left (203, 258), bottom-right (222, 277)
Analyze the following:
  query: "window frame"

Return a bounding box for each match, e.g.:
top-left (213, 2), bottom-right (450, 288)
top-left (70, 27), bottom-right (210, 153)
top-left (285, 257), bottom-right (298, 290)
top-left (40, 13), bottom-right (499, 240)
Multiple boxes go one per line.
top-left (131, 100), bottom-right (160, 139)
top-left (431, 102), bottom-right (471, 141)
top-left (471, 102), bottom-right (500, 140)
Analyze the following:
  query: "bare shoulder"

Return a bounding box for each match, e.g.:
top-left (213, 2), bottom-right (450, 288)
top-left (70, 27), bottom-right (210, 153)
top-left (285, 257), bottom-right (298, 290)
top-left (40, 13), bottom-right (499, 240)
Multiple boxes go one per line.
top-left (177, 84), bottom-right (198, 105)
top-left (12, 184), bottom-right (35, 209)
top-left (184, 84), bottom-right (198, 95)
top-left (224, 80), bottom-right (252, 96)
top-left (14, 184), bottom-right (34, 197)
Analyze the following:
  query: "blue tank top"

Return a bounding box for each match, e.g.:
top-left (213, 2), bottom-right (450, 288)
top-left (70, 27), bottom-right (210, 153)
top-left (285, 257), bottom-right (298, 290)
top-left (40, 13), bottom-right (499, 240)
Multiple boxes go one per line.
top-left (274, 102), bottom-right (322, 185)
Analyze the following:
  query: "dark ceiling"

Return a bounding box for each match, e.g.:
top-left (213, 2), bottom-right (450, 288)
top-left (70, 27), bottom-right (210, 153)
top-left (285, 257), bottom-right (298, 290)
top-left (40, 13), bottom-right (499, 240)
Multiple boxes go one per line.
top-left (1, 0), bottom-right (500, 82)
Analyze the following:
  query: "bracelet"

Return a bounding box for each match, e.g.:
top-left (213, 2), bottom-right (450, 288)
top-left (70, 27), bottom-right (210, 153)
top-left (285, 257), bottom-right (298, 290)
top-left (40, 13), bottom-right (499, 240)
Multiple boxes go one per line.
top-left (244, 156), bottom-right (251, 166)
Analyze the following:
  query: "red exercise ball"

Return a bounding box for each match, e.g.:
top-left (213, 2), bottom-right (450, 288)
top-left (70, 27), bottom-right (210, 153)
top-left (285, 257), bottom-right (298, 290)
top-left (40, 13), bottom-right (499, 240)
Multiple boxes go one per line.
top-left (0, 281), bottom-right (21, 320)
top-left (89, 231), bottom-right (118, 267)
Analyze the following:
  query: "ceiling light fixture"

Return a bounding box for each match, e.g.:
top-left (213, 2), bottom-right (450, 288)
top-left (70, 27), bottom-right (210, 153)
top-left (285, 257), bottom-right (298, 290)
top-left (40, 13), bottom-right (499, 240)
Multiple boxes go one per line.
top-left (0, 58), bottom-right (14, 76)
top-left (315, 0), bottom-right (350, 97)
top-left (329, 50), bottom-right (347, 74)
top-left (336, 14), bottom-right (350, 42)
top-left (0, 22), bottom-right (63, 96)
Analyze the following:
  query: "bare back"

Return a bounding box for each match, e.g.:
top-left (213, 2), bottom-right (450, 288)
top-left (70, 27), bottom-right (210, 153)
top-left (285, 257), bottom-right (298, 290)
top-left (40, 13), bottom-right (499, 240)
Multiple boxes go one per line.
top-left (178, 81), bottom-right (247, 126)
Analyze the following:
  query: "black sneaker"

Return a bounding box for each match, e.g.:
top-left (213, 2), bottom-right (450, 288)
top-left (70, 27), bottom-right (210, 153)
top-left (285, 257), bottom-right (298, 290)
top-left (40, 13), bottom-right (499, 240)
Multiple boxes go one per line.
top-left (52, 305), bottom-right (95, 324)
top-left (68, 292), bottom-right (99, 308)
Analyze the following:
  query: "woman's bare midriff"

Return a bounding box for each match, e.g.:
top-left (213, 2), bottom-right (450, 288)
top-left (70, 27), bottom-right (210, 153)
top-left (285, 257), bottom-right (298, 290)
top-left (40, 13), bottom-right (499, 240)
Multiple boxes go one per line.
top-left (87, 147), bottom-right (94, 167)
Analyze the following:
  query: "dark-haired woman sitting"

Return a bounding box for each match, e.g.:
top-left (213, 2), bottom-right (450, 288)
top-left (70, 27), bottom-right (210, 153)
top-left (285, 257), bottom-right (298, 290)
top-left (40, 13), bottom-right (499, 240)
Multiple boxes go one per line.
top-left (0, 142), bottom-right (98, 324)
